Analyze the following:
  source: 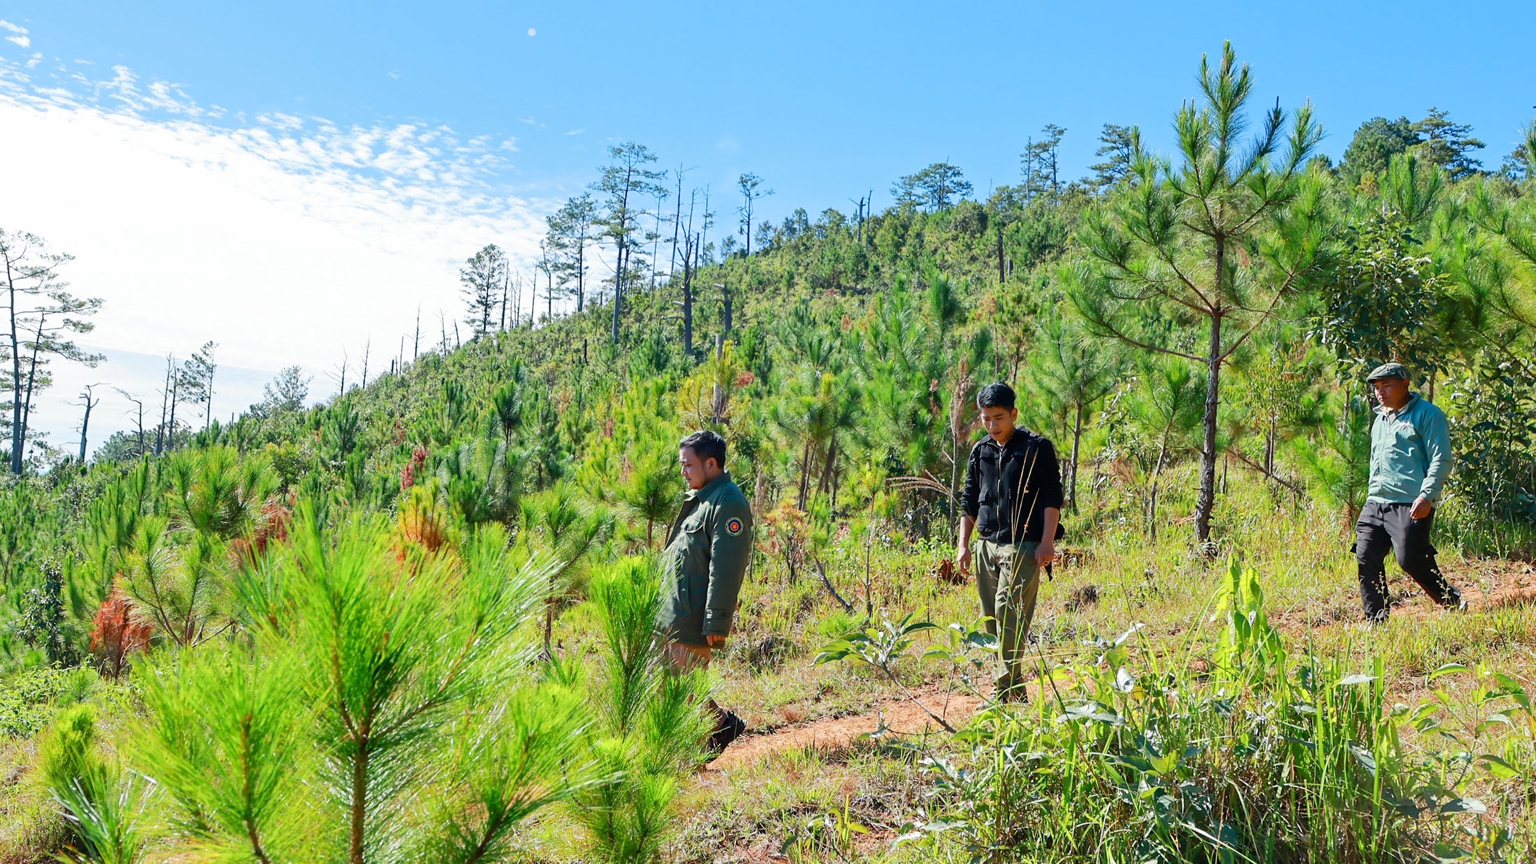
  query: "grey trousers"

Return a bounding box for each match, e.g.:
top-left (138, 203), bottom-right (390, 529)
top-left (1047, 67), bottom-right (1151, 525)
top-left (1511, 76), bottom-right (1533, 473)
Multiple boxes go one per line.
top-left (975, 539), bottom-right (1041, 695)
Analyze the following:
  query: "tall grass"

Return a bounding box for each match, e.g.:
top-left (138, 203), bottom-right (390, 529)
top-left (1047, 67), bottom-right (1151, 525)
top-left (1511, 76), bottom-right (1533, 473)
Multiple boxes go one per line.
top-left (828, 562), bottom-right (1535, 862)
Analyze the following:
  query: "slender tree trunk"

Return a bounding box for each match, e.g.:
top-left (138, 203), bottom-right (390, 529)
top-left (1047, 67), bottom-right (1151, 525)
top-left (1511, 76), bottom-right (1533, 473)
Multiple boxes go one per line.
top-left (611, 241), bottom-right (624, 342)
top-left (816, 437), bottom-right (839, 496)
top-left (651, 191), bottom-right (663, 292)
top-left (133, 398), bottom-right (145, 455)
top-left (1148, 439), bottom-right (1169, 541)
top-left (18, 316), bottom-right (46, 456)
top-left (1069, 401), bottom-right (1084, 512)
top-left (78, 391), bottom-right (96, 462)
top-left (611, 176), bottom-right (633, 343)
top-left (1264, 414), bottom-right (1277, 477)
top-left (1196, 311), bottom-right (1222, 543)
top-left (669, 169), bottom-right (684, 280)
top-left (205, 362), bottom-right (217, 431)
top-left (350, 742), bottom-right (370, 864)
top-left (6, 261), bottom-right (23, 474)
top-left (743, 195), bottom-right (753, 258)
top-left (996, 227), bottom-right (1006, 285)
top-left (797, 437), bottom-right (813, 510)
top-left (167, 376), bottom-right (180, 450)
top-left (576, 236), bottom-right (585, 312)
top-left (156, 357), bottom-right (171, 456)
top-left (681, 236), bottom-right (694, 355)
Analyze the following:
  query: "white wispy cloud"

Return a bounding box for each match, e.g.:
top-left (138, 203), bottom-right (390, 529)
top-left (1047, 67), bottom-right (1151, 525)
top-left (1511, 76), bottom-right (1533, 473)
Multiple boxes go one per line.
top-left (0, 19), bottom-right (29, 48)
top-left (0, 37), bottom-right (554, 455)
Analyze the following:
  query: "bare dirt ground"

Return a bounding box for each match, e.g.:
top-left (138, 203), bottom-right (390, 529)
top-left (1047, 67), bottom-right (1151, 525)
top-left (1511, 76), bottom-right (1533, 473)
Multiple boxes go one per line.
top-left (706, 686), bottom-right (991, 772)
top-left (1265, 558), bottom-right (1536, 632)
top-left (1456, 558), bottom-right (1536, 610)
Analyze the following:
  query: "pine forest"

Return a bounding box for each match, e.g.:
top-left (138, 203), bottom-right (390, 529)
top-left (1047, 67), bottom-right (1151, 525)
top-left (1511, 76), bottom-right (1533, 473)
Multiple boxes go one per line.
top-left (2, 43), bottom-right (1536, 864)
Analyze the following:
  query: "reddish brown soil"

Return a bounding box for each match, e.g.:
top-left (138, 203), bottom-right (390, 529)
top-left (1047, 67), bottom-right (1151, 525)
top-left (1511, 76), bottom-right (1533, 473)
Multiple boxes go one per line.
top-left (1456, 558), bottom-right (1536, 611)
top-left (706, 686), bottom-right (993, 771)
top-left (1269, 558), bottom-right (1536, 632)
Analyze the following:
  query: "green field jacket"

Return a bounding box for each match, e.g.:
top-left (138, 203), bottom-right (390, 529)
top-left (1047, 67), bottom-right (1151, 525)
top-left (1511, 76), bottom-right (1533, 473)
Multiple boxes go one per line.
top-left (656, 473), bottom-right (755, 646)
top-left (1368, 393), bottom-right (1453, 505)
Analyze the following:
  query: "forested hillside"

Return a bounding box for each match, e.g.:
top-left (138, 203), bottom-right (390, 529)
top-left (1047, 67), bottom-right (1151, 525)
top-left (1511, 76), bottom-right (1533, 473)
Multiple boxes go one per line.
top-left (1, 46), bottom-right (1535, 863)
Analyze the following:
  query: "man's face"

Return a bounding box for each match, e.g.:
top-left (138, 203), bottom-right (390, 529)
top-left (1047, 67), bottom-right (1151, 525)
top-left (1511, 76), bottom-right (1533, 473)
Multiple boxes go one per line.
top-left (979, 406), bottom-right (1018, 442)
top-left (1371, 376), bottom-right (1410, 410)
top-left (679, 448), bottom-right (716, 491)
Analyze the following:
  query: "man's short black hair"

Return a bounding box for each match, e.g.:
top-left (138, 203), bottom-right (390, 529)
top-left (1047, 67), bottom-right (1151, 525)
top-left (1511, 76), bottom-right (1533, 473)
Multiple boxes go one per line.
top-left (680, 429), bottom-right (727, 468)
top-left (976, 383), bottom-right (1017, 411)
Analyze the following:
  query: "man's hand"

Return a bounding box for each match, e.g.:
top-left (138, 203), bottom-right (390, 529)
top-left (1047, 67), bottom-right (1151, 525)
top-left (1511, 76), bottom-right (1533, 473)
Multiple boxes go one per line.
top-left (1035, 539), bottom-right (1056, 567)
top-left (1410, 496), bottom-right (1434, 520)
top-left (956, 544), bottom-right (973, 575)
top-left (705, 634), bottom-right (726, 648)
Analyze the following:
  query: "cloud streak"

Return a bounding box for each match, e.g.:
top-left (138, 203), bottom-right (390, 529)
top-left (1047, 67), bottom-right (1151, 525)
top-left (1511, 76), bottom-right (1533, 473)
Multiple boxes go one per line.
top-left (0, 39), bottom-right (553, 456)
top-left (0, 20), bottom-right (28, 48)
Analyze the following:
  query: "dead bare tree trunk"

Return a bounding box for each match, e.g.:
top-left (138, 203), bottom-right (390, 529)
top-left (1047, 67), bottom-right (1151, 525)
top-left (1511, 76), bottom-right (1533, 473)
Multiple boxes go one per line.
top-left (76, 385), bottom-right (100, 462)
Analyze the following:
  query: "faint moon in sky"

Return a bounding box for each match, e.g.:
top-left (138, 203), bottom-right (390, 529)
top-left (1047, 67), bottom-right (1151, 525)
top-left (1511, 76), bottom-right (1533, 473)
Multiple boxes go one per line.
top-left (527, 28), bottom-right (536, 36)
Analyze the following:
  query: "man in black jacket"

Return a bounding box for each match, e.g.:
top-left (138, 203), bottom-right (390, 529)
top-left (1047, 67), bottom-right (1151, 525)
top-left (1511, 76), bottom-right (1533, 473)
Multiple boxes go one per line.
top-left (956, 383), bottom-right (1064, 701)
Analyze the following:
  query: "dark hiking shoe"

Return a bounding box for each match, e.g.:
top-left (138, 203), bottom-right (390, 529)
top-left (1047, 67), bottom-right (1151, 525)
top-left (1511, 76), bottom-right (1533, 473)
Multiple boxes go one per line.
top-left (994, 684), bottom-right (1028, 705)
top-left (707, 712), bottom-right (747, 757)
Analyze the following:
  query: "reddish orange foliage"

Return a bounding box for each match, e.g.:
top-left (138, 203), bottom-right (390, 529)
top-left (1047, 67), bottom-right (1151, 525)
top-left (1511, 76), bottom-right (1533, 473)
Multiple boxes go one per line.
top-left (91, 587), bottom-right (154, 680)
top-left (397, 496), bottom-right (447, 555)
top-left (232, 497), bottom-right (294, 569)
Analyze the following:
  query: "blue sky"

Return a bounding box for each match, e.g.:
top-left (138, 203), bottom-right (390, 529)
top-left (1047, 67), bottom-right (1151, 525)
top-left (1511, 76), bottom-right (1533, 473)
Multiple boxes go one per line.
top-left (13, 1), bottom-right (1536, 210)
top-left (1, 0), bottom-right (1534, 453)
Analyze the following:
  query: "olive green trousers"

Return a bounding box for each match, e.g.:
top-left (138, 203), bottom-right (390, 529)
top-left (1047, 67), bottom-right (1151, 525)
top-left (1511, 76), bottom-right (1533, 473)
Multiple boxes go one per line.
top-left (975, 539), bottom-right (1041, 697)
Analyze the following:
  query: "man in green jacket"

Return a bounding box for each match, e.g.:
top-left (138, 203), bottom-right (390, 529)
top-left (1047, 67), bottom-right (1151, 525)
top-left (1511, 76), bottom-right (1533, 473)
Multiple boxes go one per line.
top-left (657, 429), bottom-right (754, 752)
top-left (1357, 363), bottom-right (1464, 622)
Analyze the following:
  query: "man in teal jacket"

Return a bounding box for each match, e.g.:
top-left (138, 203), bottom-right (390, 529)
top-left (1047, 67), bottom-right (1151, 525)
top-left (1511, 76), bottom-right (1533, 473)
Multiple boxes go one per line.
top-left (1357, 363), bottom-right (1464, 622)
top-left (657, 429), bottom-right (754, 753)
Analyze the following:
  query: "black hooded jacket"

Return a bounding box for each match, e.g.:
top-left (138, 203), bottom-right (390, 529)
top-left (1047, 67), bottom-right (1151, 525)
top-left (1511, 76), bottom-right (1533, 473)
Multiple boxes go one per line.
top-left (960, 428), bottom-right (1066, 544)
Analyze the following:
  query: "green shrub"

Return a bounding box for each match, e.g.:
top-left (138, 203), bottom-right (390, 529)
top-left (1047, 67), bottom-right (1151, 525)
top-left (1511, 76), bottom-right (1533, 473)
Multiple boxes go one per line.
top-left (0, 668), bottom-right (77, 738)
top-left (573, 556), bottom-right (711, 863)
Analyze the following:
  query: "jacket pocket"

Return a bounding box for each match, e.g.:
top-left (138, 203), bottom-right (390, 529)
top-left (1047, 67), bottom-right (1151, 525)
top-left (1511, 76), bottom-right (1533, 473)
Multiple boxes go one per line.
top-left (977, 503), bottom-right (997, 537)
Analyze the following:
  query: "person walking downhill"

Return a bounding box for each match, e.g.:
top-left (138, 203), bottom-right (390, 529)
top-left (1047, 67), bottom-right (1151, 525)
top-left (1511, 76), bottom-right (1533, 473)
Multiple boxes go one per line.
top-left (955, 383), bottom-right (1064, 703)
top-left (1357, 363), bottom-right (1464, 623)
top-left (656, 429), bottom-right (754, 754)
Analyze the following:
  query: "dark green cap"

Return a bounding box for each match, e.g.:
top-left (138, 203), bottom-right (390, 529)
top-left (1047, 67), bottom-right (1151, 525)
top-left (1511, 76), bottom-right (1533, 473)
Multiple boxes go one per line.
top-left (1366, 362), bottom-right (1410, 382)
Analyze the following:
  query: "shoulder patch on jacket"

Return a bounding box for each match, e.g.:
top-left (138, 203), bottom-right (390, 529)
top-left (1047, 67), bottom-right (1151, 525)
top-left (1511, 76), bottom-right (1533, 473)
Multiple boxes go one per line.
top-left (726, 517), bottom-right (744, 536)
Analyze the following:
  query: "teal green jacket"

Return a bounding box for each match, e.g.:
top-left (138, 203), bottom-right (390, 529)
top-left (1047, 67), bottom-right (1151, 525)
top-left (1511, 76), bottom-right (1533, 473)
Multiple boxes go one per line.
top-left (1368, 393), bottom-right (1453, 505)
top-left (656, 473), bottom-right (754, 646)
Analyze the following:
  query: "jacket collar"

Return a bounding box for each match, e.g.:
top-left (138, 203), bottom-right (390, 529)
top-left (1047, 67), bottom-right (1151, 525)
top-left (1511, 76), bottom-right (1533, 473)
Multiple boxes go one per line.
top-left (1377, 393), bottom-right (1420, 419)
top-left (684, 471), bottom-right (733, 502)
top-left (979, 429), bottom-right (1033, 452)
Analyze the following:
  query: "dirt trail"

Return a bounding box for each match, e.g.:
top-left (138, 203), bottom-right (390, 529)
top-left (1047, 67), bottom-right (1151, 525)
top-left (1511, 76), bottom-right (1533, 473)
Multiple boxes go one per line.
top-left (709, 561), bottom-right (1536, 772)
top-left (1455, 559), bottom-right (1536, 610)
top-left (707, 687), bottom-right (989, 771)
